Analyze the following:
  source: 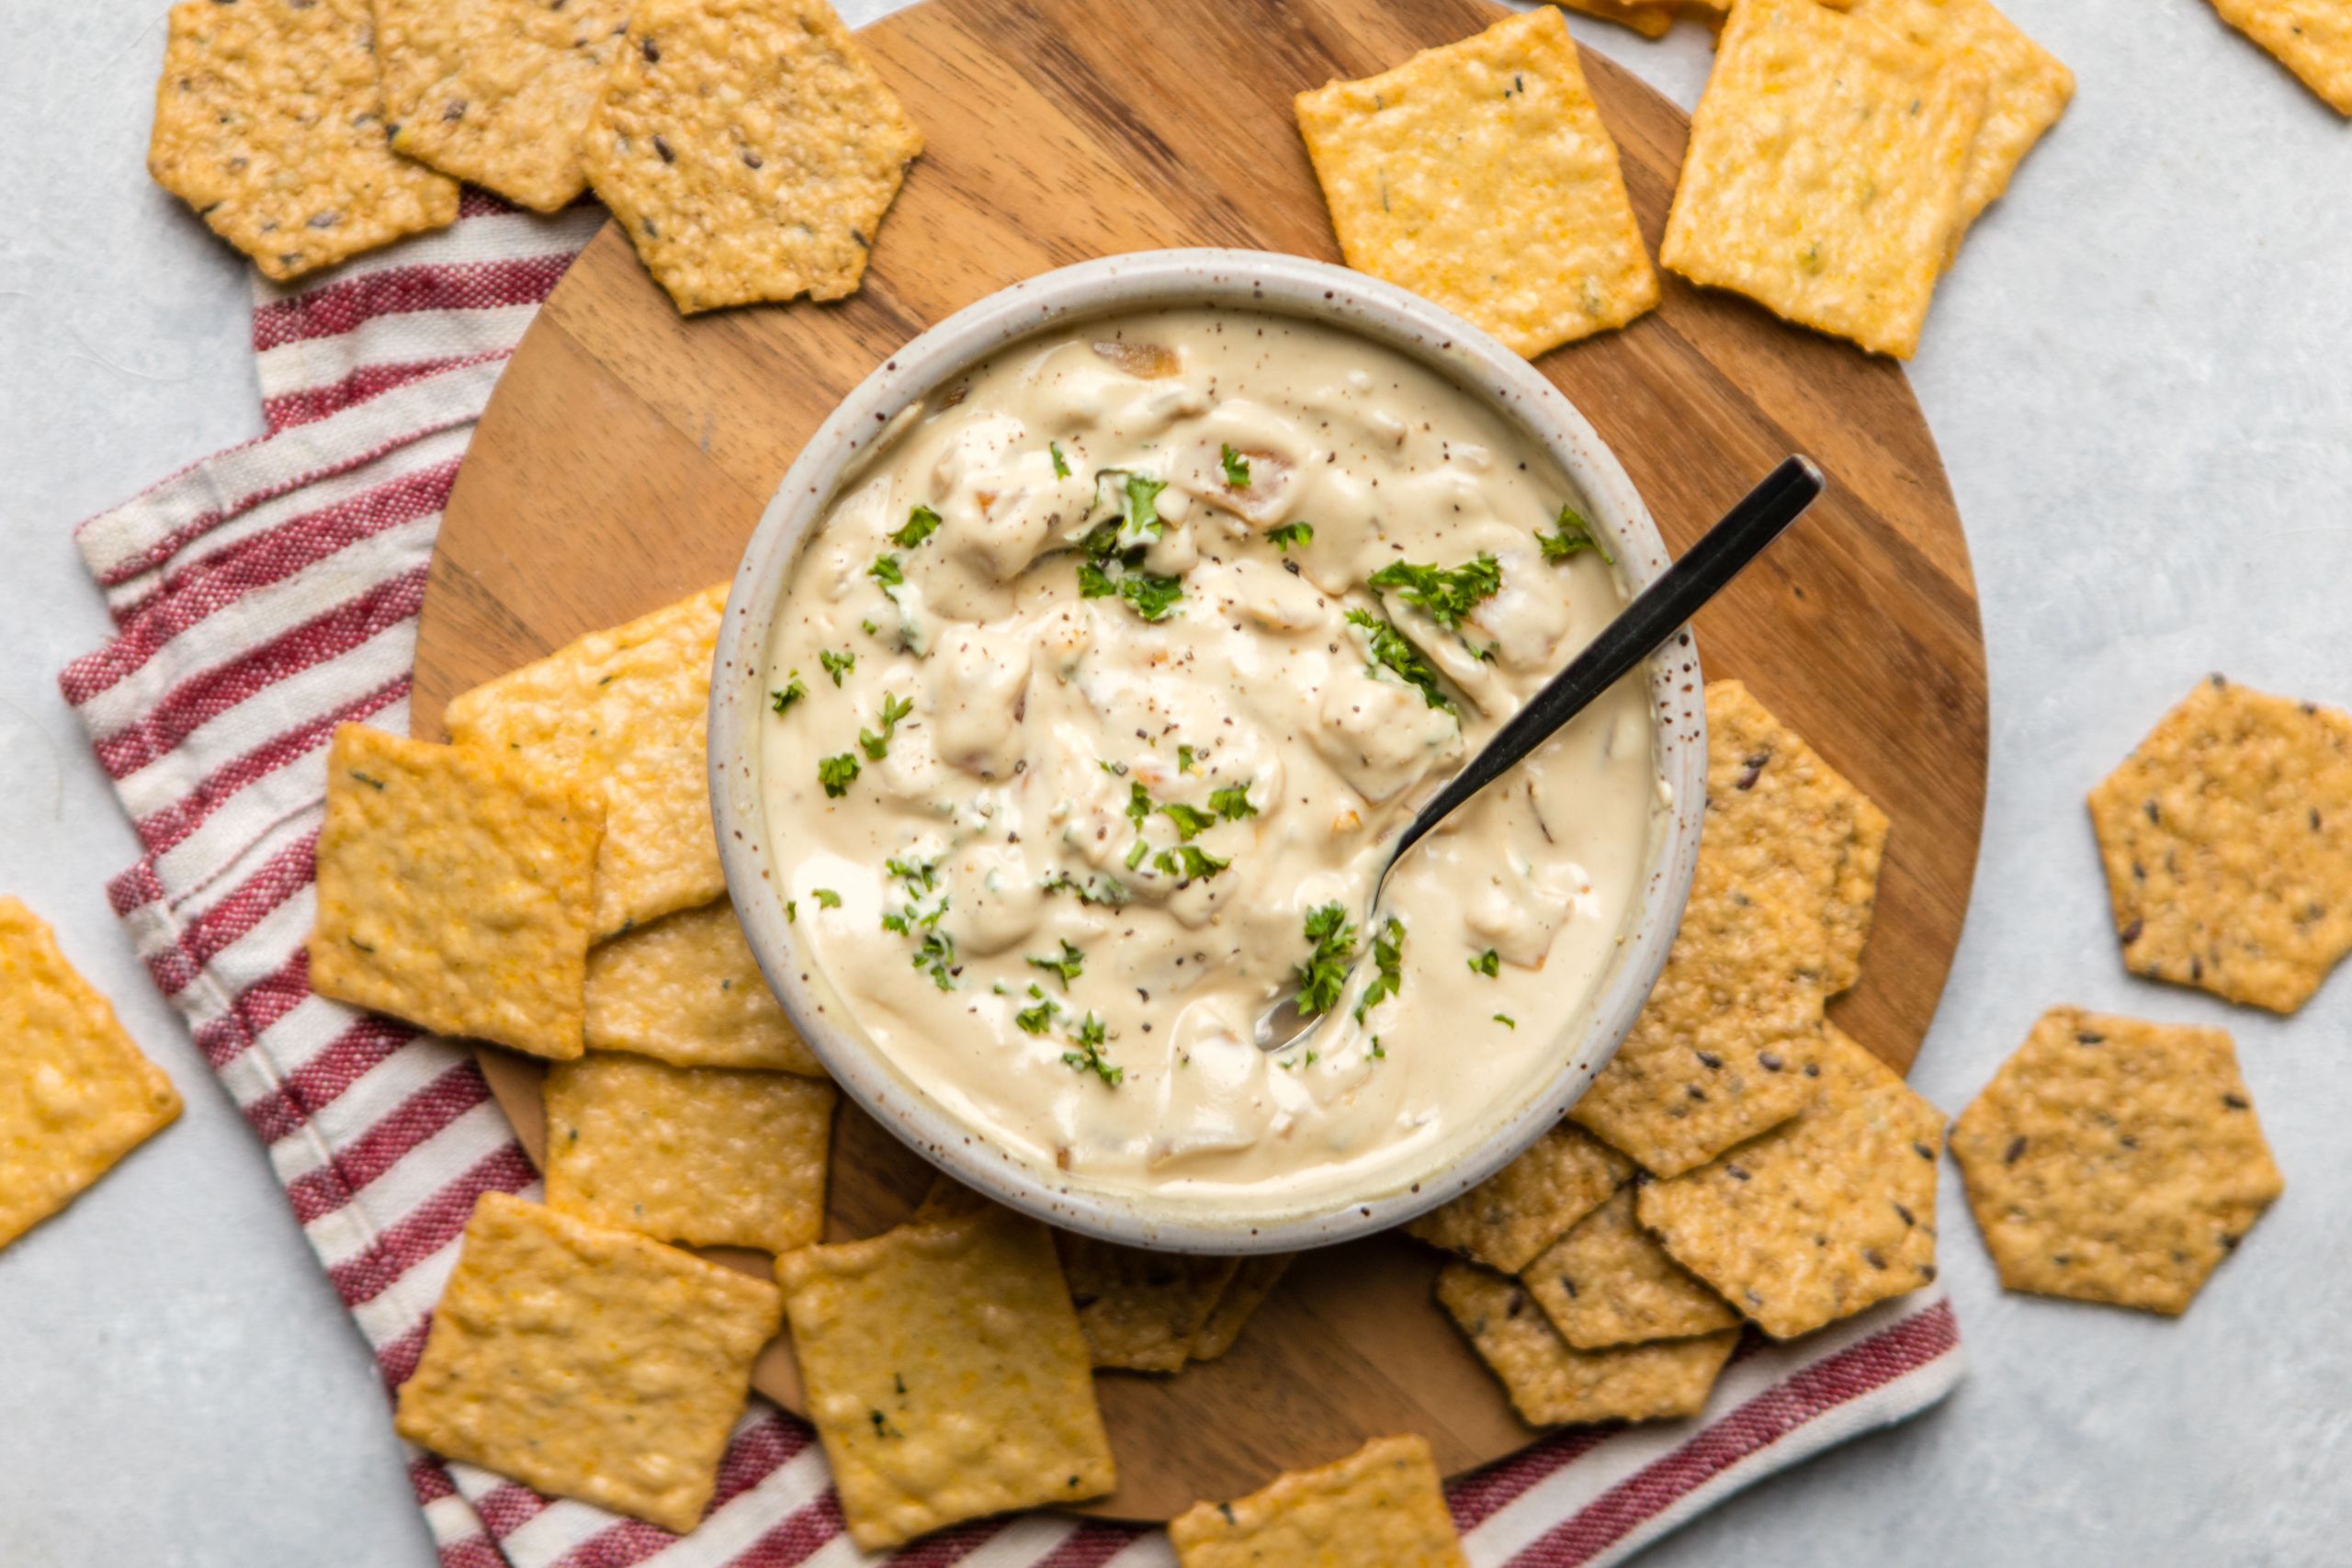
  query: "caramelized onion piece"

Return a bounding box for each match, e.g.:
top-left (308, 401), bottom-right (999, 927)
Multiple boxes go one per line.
top-left (1091, 339), bottom-right (1182, 378)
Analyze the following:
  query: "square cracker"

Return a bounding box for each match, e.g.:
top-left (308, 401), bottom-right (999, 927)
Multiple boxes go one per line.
top-left (775, 1203), bottom-right (1115, 1550)
top-left (1057, 1235), bottom-right (1242, 1373)
top-left (1557, 0), bottom-right (1679, 41)
top-left (1436, 1262), bottom-right (1736, 1427)
top-left (544, 1053), bottom-right (836, 1253)
top-left (149, 0), bottom-right (458, 281)
top-left (1190, 1253), bottom-right (1295, 1361)
top-left (310, 724), bottom-right (602, 1060)
top-left (1659, 0), bottom-right (1988, 358)
top-left (1847, 0), bottom-right (2075, 245)
top-left (373, 0), bottom-right (637, 210)
top-left (0, 899), bottom-right (182, 1250)
top-left (585, 898), bottom-right (823, 1075)
top-left (1522, 1184), bottom-right (1740, 1349)
top-left (1168, 1434), bottom-right (1467, 1568)
top-left (1406, 1122), bottom-right (1631, 1273)
top-left (1951, 1007), bottom-right (2283, 1314)
top-left (582, 0), bottom-right (924, 313)
top-left (2086, 675), bottom-right (2352, 1013)
top-left (1637, 1026), bottom-right (1943, 1338)
top-left (1295, 6), bottom-right (1660, 358)
top-left (395, 1191), bottom-right (781, 1533)
top-left (1570, 680), bottom-right (1871, 1177)
top-left (2207, 0), bottom-right (2352, 115)
top-left (445, 585), bottom-right (726, 938)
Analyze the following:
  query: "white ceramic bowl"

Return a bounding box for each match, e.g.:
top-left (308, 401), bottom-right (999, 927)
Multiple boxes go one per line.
top-left (710, 249), bottom-right (1704, 1253)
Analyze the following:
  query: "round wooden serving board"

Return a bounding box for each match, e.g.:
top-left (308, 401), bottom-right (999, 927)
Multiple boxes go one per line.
top-left (412, 0), bottom-right (1987, 1524)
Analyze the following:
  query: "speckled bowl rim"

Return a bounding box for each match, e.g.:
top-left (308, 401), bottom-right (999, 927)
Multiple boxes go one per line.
top-left (710, 249), bottom-right (1704, 1254)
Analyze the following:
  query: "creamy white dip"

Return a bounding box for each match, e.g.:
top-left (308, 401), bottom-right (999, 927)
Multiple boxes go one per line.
top-left (759, 308), bottom-right (1664, 1206)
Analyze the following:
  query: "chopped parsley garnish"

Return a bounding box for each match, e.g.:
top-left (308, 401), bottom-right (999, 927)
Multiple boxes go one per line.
top-left (1220, 445), bottom-right (1251, 488)
top-left (1125, 781), bottom-right (1153, 829)
top-left (1159, 801), bottom-right (1216, 840)
top-left (1178, 744), bottom-right (1197, 773)
top-left (1266, 520), bottom-right (1313, 552)
top-left (885, 855), bottom-right (939, 892)
top-left (818, 753), bottom-right (860, 797)
top-left (771, 674), bottom-right (807, 713)
top-left (1468, 948), bottom-right (1501, 977)
top-left (1015, 987), bottom-right (1061, 1034)
top-left (910, 928), bottom-right (956, 990)
top-left (1367, 553), bottom-right (1502, 629)
top-left (1537, 502), bottom-right (1614, 565)
top-left (1026, 940), bottom-right (1085, 987)
top-left (1346, 609), bottom-right (1453, 713)
top-left (1294, 903), bottom-right (1358, 1018)
top-left (813, 888), bottom-right (842, 909)
top-left (1112, 471), bottom-right (1169, 552)
top-left (785, 901), bottom-right (797, 922)
top-left (1061, 1013), bottom-right (1122, 1086)
top-left (1080, 559), bottom-right (1184, 622)
top-left (891, 505), bottom-right (942, 549)
top-left (1075, 474), bottom-right (1185, 622)
top-left (1125, 839), bottom-right (1148, 870)
top-left (819, 648), bottom-right (855, 686)
top-left (1494, 1013), bottom-right (1516, 1029)
top-left (1354, 917), bottom-right (1405, 1021)
top-left (858, 691), bottom-right (914, 761)
top-left (867, 553), bottom-right (904, 592)
top-left (1041, 870), bottom-right (1128, 907)
top-left (1154, 844), bottom-right (1228, 883)
top-left (1208, 782), bottom-right (1256, 821)
top-left (1050, 442), bottom-right (1071, 479)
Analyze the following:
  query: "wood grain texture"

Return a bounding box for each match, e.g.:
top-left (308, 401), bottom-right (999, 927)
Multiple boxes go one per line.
top-left (410, 0), bottom-right (1987, 1523)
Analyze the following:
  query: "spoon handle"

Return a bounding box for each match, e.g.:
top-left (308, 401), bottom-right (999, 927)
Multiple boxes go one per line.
top-left (1388, 455), bottom-right (1826, 865)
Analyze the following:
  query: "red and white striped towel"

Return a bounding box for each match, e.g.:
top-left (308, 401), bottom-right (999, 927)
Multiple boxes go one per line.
top-left (58, 192), bottom-right (1963, 1568)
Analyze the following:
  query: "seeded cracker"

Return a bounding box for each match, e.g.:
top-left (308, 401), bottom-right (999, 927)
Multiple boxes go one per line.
top-left (1406, 1122), bottom-right (1631, 1272)
top-left (395, 1192), bottom-right (782, 1533)
top-left (310, 726), bottom-right (601, 1060)
top-left (582, 0), bottom-right (923, 314)
top-left (1191, 1253), bottom-right (1295, 1360)
top-left (2086, 676), bottom-right (2352, 1013)
top-left (2207, 0), bottom-right (2352, 114)
top-left (1522, 1185), bottom-right (1740, 1349)
top-left (545, 1054), bottom-right (836, 1252)
top-left (585, 899), bottom-right (824, 1075)
top-left (775, 1203), bottom-right (1115, 1550)
top-left (1570, 681), bottom-right (1865, 1177)
top-left (1637, 1026), bottom-right (1943, 1338)
top-left (148, 0), bottom-right (457, 281)
top-left (1168, 1434), bottom-right (1468, 1568)
top-left (1951, 1008), bottom-right (2283, 1314)
top-left (373, 0), bottom-right (636, 210)
top-left (1057, 1235), bottom-right (1242, 1373)
top-left (445, 585), bottom-right (726, 938)
top-left (1557, 0), bottom-right (1679, 41)
top-left (0, 899), bottom-right (183, 1250)
top-left (1435, 1263), bottom-right (1737, 1427)
top-left (1294, 6), bottom-right (1660, 359)
top-left (1659, 0), bottom-right (1987, 358)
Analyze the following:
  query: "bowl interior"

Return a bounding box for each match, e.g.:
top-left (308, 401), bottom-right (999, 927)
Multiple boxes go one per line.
top-left (710, 249), bottom-right (1705, 1252)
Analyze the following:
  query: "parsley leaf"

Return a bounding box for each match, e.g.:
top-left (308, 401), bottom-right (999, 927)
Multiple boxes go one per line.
top-left (1178, 744), bottom-right (1196, 773)
top-left (910, 928), bottom-right (956, 990)
top-left (1116, 570), bottom-right (1184, 622)
top-left (1367, 554), bottom-right (1502, 628)
top-left (771, 674), bottom-right (807, 713)
top-left (1061, 1014), bottom-right (1123, 1086)
top-left (1112, 471), bottom-right (1169, 552)
top-left (1125, 781), bottom-right (1153, 829)
top-left (1026, 940), bottom-right (1085, 988)
top-left (813, 888), bottom-right (842, 908)
top-left (1494, 1013), bottom-right (1516, 1029)
top-left (1294, 903), bottom-right (1357, 1018)
top-left (1266, 521), bottom-right (1313, 552)
top-left (818, 753), bottom-right (860, 797)
top-left (1220, 445), bottom-right (1251, 488)
top-left (819, 649), bottom-right (855, 686)
top-left (1468, 948), bottom-right (1500, 977)
top-left (1208, 782), bottom-right (1256, 821)
top-left (891, 505), bottom-right (942, 549)
top-left (1159, 801), bottom-right (1216, 840)
top-left (1354, 917), bottom-right (1405, 1021)
top-left (1346, 609), bottom-right (1453, 713)
top-left (1015, 988), bottom-right (1060, 1034)
top-left (868, 554), bottom-right (904, 592)
top-left (858, 691), bottom-right (914, 761)
top-left (1153, 844), bottom-right (1228, 882)
top-left (1040, 870), bottom-right (1128, 907)
top-left (1050, 442), bottom-right (1071, 479)
top-left (1537, 503), bottom-right (1614, 565)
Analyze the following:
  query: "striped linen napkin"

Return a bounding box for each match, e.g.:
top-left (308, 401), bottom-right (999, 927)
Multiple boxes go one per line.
top-left (57, 191), bottom-right (1963, 1568)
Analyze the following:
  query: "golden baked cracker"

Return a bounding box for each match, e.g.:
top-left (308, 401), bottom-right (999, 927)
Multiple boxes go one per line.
top-left (1405, 1122), bottom-right (1631, 1273)
top-left (445, 585), bottom-right (726, 938)
top-left (1570, 680), bottom-right (1867, 1176)
top-left (544, 1054), bottom-right (835, 1253)
top-left (582, 0), bottom-right (923, 314)
top-left (2208, 0), bottom-right (2352, 114)
top-left (1521, 1185), bottom-right (1740, 1348)
top-left (0, 899), bottom-right (182, 1250)
top-left (1436, 1263), bottom-right (1736, 1427)
top-left (1557, 0), bottom-right (1679, 40)
top-left (1058, 1235), bottom-right (1242, 1373)
top-left (775, 1204), bottom-right (1115, 1551)
top-left (1168, 1434), bottom-right (1467, 1568)
top-left (1849, 0), bottom-right (2075, 243)
top-left (1636, 1026), bottom-right (1943, 1338)
top-left (584, 899), bottom-right (823, 1075)
top-left (148, 0), bottom-right (458, 281)
top-left (2086, 676), bottom-right (2352, 1013)
top-left (373, 0), bottom-right (636, 210)
top-left (1294, 6), bottom-right (1660, 358)
top-left (1658, 0), bottom-right (1988, 358)
top-left (1951, 1008), bottom-right (2284, 1314)
top-left (1190, 1253), bottom-right (1295, 1361)
top-left (310, 725), bottom-right (601, 1060)
top-left (395, 1191), bottom-right (781, 1533)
